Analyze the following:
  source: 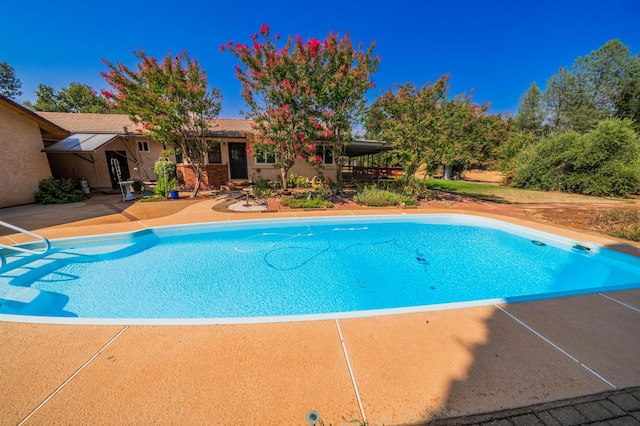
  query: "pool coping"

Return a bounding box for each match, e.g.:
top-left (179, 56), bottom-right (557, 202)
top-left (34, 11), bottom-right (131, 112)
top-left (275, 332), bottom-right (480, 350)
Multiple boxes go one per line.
top-left (1, 201), bottom-right (640, 425)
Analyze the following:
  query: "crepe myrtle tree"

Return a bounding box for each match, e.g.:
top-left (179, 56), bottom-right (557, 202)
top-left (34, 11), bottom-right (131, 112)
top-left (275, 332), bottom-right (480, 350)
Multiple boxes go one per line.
top-left (223, 25), bottom-right (379, 189)
top-left (101, 49), bottom-right (222, 198)
top-left (223, 24), bottom-right (320, 189)
top-left (308, 31), bottom-right (379, 186)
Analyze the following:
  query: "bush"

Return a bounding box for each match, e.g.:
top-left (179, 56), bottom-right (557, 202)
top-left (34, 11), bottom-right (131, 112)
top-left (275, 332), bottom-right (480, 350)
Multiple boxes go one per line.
top-left (280, 193), bottom-right (333, 209)
top-left (354, 187), bottom-right (416, 207)
top-left (283, 173), bottom-right (309, 188)
top-left (510, 119), bottom-right (640, 197)
top-left (34, 178), bottom-right (90, 204)
top-left (252, 177), bottom-right (273, 197)
top-left (153, 159), bottom-right (177, 197)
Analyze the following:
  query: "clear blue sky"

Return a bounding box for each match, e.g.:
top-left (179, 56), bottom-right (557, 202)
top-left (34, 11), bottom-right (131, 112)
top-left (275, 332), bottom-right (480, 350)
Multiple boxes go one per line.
top-left (3, 0), bottom-right (639, 118)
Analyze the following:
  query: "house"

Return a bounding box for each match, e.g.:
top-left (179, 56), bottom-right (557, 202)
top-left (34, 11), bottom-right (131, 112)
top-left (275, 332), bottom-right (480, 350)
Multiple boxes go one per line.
top-left (38, 112), bottom-right (164, 191)
top-left (1, 101), bottom-right (390, 208)
top-left (0, 95), bottom-right (68, 208)
top-left (38, 113), bottom-right (344, 189)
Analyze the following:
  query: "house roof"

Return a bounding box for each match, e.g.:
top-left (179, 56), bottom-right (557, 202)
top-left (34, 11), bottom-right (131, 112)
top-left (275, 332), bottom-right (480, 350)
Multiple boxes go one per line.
top-left (37, 112), bottom-right (254, 138)
top-left (0, 95), bottom-right (69, 140)
top-left (36, 112), bottom-right (144, 134)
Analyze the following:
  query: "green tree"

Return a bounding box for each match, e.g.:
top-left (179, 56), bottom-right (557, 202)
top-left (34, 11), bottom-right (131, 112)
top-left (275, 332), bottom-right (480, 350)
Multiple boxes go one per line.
top-left (23, 82), bottom-right (110, 113)
top-left (0, 61), bottom-right (22, 99)
top-left (366, 76), bottom-right (506, 180)
top-left (366, 78), bottom-right (448, 180)
top-left (524, 39), bottom-right (640, 134)
top-left (512, 82), bottom-right (545, 136)
top-left (436, 96), bottom-right (508, 179)
top-left (23, 84), bottom-right (57, 111)
top-left (102, 49), bottom-right (222, 198)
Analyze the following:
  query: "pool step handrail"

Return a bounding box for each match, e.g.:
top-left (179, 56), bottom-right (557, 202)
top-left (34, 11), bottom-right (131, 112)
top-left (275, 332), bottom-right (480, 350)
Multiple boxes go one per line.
top-left (0, 220), bottom-right (51, 268)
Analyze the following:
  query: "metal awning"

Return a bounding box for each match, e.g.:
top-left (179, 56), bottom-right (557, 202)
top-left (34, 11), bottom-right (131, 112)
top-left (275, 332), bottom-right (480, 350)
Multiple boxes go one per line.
top-left (344, 139), bottom-right (393, 157)
top-left (42, 133), bottom-right (120, 153)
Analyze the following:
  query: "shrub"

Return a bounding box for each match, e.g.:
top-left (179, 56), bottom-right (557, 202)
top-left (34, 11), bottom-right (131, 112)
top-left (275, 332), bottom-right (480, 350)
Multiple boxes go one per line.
top-left (252, 177), bottom-right (273, 197)
top-left (34, 178), bottom-right (90, 204)
top-left (280, 193), bottom-right (333, 209)
top-left (284, 173), bottom-right (309, 188)
top-left (510, 119), bottom-right (640, 197)
top-left (153, 159), bottom-right (177, 197)
top-left (354, 187), bottom-right (416, 207)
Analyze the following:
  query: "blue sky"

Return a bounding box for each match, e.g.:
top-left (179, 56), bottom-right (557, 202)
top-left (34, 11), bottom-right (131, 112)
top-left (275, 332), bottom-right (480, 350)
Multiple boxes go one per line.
top-left (3, 0), bottom-right (639, 118)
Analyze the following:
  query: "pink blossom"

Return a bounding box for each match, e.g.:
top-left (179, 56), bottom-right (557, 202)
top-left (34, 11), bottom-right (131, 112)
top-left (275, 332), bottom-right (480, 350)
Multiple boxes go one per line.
top-left (306, 38), bottom-right (321, 58)
top-left (308, 144), bottom-right (316, 151)
top-left (260, 24), bottom-right (269, 35)
top-left (168, 83), bottom-right (174, 89)
top-left (250, 34), bottom-right (258, 41)
top-left (325, 129), bottom-right (332, 137)
top-left (315, 155), bottom-right (323, 162)
top-left (89, 89), bottom-right (96, 95)
top-left (234, 65), bottom-right (242, 73)
top-left (298, 133), bottom-right (306, 141)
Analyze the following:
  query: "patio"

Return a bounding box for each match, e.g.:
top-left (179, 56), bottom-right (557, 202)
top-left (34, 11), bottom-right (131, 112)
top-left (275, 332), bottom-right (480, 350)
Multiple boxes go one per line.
top-left (1, 195), bottom-right (639, 425)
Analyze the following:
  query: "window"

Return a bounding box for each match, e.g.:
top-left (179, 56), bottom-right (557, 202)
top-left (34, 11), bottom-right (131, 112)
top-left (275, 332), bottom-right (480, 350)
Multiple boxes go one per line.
top-left (255, 152), bottom-right (276, 164)
top-left (317, 145), bottom-right (333, 165)
top-left (207, 142), bottom-right (222, 164)
top-left (137, 141), bottom-right (149, 152)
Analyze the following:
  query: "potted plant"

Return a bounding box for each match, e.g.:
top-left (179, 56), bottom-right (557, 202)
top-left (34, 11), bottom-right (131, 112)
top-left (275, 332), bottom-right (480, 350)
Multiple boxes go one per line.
top-left (169, 181), bottom-right (180, 199)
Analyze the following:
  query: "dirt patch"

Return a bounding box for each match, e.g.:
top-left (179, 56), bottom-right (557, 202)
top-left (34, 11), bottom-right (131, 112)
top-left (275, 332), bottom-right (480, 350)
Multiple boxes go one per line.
top-left (462, 170), bottom-right (504, 184)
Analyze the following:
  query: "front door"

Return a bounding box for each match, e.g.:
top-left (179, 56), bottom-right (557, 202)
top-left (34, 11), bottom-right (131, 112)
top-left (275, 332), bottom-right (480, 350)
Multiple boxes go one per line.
top-left (105, 151), bottom-right (130, 189)
top-left (228, 143), bottom-right (248, 180)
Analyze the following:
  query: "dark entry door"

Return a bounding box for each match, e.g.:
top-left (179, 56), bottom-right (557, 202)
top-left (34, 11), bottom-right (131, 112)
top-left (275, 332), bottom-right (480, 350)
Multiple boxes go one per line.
top-left (105, 151), bottom-right (130, 189)
top-left (228, 143), bottom-right (248, 180)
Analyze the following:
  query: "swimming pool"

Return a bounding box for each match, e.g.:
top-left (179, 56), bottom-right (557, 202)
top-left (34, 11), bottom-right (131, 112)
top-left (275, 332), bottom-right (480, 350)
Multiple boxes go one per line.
top-left (1, 214), bottom-right (639, 324)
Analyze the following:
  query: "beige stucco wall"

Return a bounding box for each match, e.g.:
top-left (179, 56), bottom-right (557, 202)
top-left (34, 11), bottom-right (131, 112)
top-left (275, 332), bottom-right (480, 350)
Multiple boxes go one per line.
top-left (0, 105), bottom-right (52, 208)
top-left (215, 139), bottom-right (338, 185)
top-left (47, 136), bottom-right (164, 189)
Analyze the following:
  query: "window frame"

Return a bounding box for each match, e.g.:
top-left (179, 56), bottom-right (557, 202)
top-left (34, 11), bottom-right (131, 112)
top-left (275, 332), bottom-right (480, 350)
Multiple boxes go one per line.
top-left (317, 145), bottom-right (334, 165)
top-left (255, 152), bottom-right (276, 165)
top-left (207, 141), bottom-right (222, 164)
top-left (137, 140), bottom-right (149, 152)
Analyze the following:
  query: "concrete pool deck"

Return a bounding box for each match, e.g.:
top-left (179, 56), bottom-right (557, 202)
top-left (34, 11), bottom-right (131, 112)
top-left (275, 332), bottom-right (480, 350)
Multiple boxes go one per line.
top-left (1, 195), bottom-right (640, 425)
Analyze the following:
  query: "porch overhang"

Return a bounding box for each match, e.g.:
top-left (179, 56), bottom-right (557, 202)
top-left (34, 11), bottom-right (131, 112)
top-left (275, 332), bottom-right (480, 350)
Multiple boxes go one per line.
top-left (42, 133), bottom-right (120, 153)
top-left (344, 139), bottom-right (392, 157)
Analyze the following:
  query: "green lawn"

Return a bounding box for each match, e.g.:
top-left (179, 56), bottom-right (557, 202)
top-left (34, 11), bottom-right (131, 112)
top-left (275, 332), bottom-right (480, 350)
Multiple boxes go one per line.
top-left (424, 179), bottom-right (631, 204)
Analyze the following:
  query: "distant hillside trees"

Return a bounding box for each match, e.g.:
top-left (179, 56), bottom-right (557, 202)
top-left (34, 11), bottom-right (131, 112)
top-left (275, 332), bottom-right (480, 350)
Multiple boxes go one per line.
top-left (503, 39), bottom-right (640, 197)
top-left (23, 82), bottom-right (111, 113)
top-left (512, 39), bottom-right (640, 135)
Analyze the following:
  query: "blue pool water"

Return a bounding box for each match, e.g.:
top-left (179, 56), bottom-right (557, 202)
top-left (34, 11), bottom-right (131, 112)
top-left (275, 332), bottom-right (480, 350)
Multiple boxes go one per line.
top-left (1, 214), bottom-right (639, 323)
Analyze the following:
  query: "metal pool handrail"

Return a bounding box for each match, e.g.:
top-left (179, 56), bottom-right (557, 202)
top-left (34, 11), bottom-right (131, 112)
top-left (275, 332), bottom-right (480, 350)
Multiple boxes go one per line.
top-left (0, 220), bottom-right (51, 268)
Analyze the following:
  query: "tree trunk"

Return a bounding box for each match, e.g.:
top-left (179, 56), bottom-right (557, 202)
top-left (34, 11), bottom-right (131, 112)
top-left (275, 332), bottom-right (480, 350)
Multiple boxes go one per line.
top-left (280, 168), bottom-right (288, 190)
top-left (443, 164), bottom-right (453, 180)
top-left (190, 163), bottom-right (202, 198)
